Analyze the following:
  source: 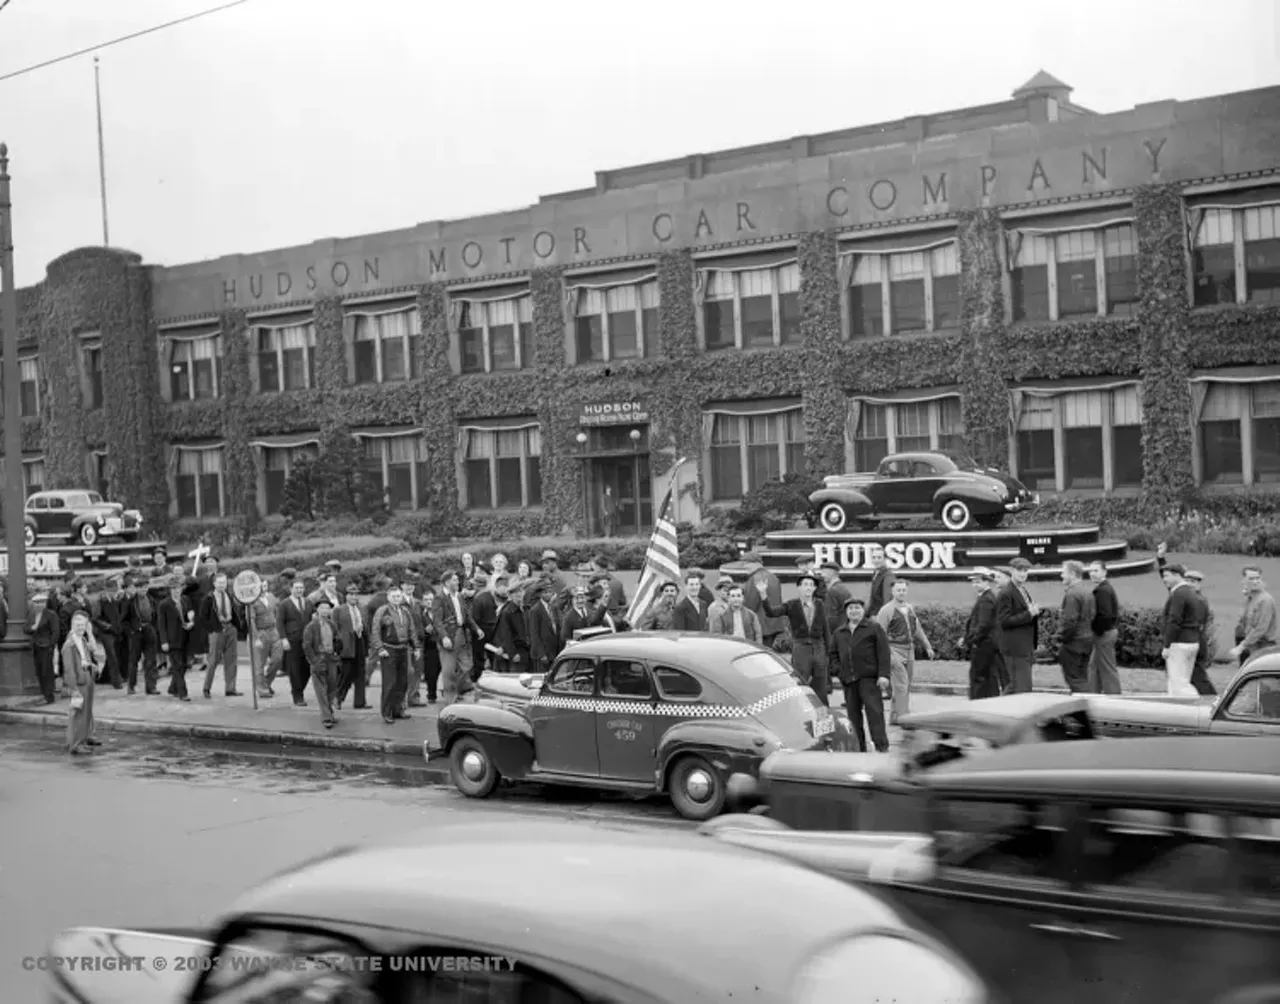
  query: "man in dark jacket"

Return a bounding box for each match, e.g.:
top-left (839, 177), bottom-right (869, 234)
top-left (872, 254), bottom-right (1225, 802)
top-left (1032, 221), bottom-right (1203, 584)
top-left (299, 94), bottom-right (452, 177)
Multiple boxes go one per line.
top-left (91, 576), bottom-right (127, 689)
top-left (759, 571), bottom-right (832, 705)
top-left (156, 577), bottom-right (192, 701)
top-left (672, 572), bottom-right (710, 631)
top-left (996, 558), bottom-right (1040, 693)
top-left (820, 562), bottom-right (853, 634)
top-left (1161, 562), bottom-right (1206, 697)
top-left (276, 578), bottom-right (313, 706)
top-left (1087, 560), bottom-right (1121, 694)
top-left (1057, 560), bottom-right (1096, 693)
top-left (27, 592), bottom-right (60, 704)
top-left (866, 546), bottom-right (896, 618)
top-left (828, 598), bottom-right (891, 753)
top-left (960, 568), bottom-right (1003, 700)
top-left (743, 563), bottom-right (786, 650)
top-left (123, 574), bottom-right (159, 695)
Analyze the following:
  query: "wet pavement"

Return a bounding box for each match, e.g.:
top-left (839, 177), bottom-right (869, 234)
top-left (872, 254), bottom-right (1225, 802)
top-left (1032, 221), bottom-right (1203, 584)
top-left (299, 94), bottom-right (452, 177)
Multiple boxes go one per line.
top-left (0, 725), bottom-right (689, 1004)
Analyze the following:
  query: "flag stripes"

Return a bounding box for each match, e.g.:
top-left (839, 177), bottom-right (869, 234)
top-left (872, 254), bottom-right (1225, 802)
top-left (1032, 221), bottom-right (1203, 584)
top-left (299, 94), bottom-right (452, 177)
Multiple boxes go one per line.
top-left (625, 490), bottom-right (680, 625)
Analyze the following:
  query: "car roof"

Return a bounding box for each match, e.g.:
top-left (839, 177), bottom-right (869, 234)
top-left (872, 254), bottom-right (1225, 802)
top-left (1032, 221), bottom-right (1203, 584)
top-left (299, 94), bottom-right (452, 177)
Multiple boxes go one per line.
top-left (926, 736), bottom-right (1280, 809)
top-left (227, 822), bottom-right (908, 1001)
top-left (900, 694), bottom-right (1091, 745)
top-left (564, 631), bottom-right (764, 671)
top-left (1241, 649), bottom-right (1280, 673)
top-left (884, 451), bottom-right (954, 464)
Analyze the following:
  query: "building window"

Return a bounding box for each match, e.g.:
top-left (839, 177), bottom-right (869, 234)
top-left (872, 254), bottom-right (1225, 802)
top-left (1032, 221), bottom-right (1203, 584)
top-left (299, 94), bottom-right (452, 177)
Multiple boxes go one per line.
top-left (175, 447), bottom-right (225, 520)
top-left (19, 357), bottom-right (39, 417)
top-left (573, 282), bottom-right (659, 363)
top-left (22, 457), bottom-right (44, 497)
top-left (82, 343), bottom-right (104, 410)
top-left (361, 434), bottom-right (428, 511)
top-left (1254, 382), bottom-right (1280, 484)
top-left (1013, 384), bottom-right (1144, 494)
top-left (461, 424), bottom-right (542, 509)
top-left (1193, 203), bottom-right (1280, 307)
top-left (255, 323), bottom-right (315, 392)
top-left (701, 262), bottom-right (801, 351)
top-left (352, 309), bottom-right (421, 384)
top-left (169, 335), bottom-right (223, 401)
top-left (261, 443), bottom-right (317, 516)
top-left (850, 396), bottom-right (965, 472)
top-left (457, 297), bottom-right (533, 374)
top-left (1194, 378), bottom-right (1280, 486)
top-left (705, 405), bottom-right (804, 501)
top-left (845, 242), bottom-right (960, 338)
top-left (1010, 223), bottom-right (1138, 322)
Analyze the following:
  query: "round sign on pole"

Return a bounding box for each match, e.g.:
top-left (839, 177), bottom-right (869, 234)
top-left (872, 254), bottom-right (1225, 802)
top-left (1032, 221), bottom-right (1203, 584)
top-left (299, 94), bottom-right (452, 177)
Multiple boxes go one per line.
top-left (233, 569), bottom-right (263, 605)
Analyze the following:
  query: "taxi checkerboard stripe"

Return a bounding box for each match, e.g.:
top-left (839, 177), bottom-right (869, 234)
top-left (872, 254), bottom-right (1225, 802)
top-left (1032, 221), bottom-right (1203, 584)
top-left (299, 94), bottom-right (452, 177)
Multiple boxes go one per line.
top-left (531, 685), bottom-right (808, 719)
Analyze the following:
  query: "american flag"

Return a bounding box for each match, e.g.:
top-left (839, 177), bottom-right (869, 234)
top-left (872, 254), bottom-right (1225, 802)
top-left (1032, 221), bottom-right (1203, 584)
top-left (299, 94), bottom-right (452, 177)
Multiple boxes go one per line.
top-left (625, 481), bottom-right (682, 625)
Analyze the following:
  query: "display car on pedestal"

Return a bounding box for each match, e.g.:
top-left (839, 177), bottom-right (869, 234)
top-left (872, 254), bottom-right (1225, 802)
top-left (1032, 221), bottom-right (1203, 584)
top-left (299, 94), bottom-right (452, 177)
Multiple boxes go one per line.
top-left (759, 452), bottom-right (1153, 581)
top-left (22, 488), bottom-right (142, 546)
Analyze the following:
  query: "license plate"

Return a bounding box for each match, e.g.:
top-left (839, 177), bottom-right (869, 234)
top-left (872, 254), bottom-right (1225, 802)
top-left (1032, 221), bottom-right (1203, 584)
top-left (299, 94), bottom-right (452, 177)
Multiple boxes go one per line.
top-left (813, 715), bottom-right (835, 738)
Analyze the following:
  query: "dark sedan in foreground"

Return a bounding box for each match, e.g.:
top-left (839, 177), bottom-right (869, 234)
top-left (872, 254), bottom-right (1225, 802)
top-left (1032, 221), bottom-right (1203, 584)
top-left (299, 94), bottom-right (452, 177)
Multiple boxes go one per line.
top-left (706, 736), bottom-right (1280, 1004)
top-left (44, 821), bottom-right (990, 1004)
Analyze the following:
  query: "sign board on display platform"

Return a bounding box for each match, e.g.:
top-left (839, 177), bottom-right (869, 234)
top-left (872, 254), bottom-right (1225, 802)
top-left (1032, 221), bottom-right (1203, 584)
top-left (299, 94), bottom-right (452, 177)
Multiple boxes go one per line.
top-left (0, 551), bottom-right (62, 577)
top-left (811, 540), bottom-right (958, 572)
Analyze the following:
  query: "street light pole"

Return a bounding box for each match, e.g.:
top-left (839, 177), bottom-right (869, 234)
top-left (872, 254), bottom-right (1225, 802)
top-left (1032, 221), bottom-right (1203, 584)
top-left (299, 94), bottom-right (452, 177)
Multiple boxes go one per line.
top-left (0, 142), bottom-right (35, 697)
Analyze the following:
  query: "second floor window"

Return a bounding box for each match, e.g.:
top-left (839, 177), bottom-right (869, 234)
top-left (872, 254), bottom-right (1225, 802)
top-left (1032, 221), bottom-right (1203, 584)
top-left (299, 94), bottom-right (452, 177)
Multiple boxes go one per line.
top-left (573, 282), bottom-right (658, 363)
top-left (169, 336), bottom-right (222, 401)
top-left (846, 242), bottom-right (960, 337)
top-left (352, 308), bottom-right (421, 384)
top-left (82, 343), bottom-right (104, 410)
top-left (702, 262), bottom-right (801, 351)
top-left (19, 357), bottom-right (39, 417)
top-left (256, 323), bottom-right (316, 392)
top-left (1009, 223), bottom-right (1138, 322)
top-left (457, 297), bottom-right (533, 374)
top-left (22, 457), bottom-right (44, 497)
top-left (1193, 203), bottom-right (1280, 307)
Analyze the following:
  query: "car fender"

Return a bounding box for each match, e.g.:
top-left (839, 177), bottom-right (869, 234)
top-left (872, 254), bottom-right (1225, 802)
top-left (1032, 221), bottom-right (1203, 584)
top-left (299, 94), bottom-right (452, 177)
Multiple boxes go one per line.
top-left (69, 512), bottom-right (100, 531)
top-left (22, 514), bottom-right (36, 531)
top-left (656, 719), bottom-right (769, 791)
top-left (808, 486), bottom-right (873, 514)
top-left (930, 482), bottom-right (1001, 515)
top-left (436, 701), bottom-right (535, 778)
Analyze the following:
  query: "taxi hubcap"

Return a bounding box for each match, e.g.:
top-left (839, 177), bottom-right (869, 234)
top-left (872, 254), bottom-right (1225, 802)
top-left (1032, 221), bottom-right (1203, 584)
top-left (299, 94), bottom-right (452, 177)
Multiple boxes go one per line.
top-left (685, 768), bottom-right (713, 802)
top-left (461, 750), bottom-right (487, 781)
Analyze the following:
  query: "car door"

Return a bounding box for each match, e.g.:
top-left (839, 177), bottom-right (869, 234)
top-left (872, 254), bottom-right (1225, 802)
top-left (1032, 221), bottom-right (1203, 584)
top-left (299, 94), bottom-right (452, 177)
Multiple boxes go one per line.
top-left (874, 458), bottom-right (916, 513)
top-left (45, 495), bottom-right (73, 535)
top-left (1038, 803), bottom-right (1280, 1003)
top-left (527, 656), bottom-right (601, 776)
top-left (1209, 672), bottom-right (1280, 735)
top-left (26, 494), bottom-right (48, 537)
top-left (910, 460), bottom-right (950, 517)
top-left (886, 794), bottom-right (1084, 1004)
top-left (596, 658), bottom-right (659, 783)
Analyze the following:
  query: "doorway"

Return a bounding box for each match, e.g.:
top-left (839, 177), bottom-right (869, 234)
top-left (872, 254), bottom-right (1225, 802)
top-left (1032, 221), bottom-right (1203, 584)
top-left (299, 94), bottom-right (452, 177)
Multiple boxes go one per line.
top-left (587, 455), bottom-right (652, 537)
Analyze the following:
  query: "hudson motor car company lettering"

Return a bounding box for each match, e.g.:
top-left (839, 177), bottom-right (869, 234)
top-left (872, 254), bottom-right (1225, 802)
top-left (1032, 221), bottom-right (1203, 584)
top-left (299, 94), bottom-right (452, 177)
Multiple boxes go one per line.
top-left (220, 139), bottom-right (1169, 306)
top-left (578, 401), bottom-right (650, 427)
top-left (813, 541), bottom-right (958, 572)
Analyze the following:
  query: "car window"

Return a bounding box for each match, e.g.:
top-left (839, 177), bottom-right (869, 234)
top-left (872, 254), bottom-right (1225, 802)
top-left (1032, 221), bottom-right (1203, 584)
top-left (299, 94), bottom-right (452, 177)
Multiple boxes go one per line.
top-left (1223, 676), bottom-right (1280, 719)
top-left (1231, 815), bottom-right (1280, 901)
top-left (396, 950), bottom-right (586, 1004)
top-left (911, 461), bottom-right (937, 477)
top-left (732, 651), bottom-right (793, 680)
top-left (600, 659), bottom-right (652, 699)
top-left (653, 665), bottom-right (702, 701)
top-left (880, 459), bottom-right (911, 478)
top-left (66, 494), bottom-right (89, 507)
top-left (48, 497), bottom-right (66, 510)
top-left (546, 658), bottom-right (595, 695)
top-left (85, 491), bottom-right (103, 503)
top-left (194, 925), bottom-right (380, 1003)
top-left (29, 496), bottom-right (47, 510)
top-left (934, 799), bottom-right (1068, 880)
top-left (1076, 807), bottom-right (1232, 899)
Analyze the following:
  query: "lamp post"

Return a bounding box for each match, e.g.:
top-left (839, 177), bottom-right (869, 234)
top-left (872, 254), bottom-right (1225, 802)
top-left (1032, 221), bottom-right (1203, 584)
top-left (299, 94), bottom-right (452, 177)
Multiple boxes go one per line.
top-left (0, 143), bottom-right (35, 697)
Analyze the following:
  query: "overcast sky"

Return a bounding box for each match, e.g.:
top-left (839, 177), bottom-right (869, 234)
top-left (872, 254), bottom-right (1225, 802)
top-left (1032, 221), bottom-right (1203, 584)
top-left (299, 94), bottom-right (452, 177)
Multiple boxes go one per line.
top-left (0, 0), bottom-right (1276, 288)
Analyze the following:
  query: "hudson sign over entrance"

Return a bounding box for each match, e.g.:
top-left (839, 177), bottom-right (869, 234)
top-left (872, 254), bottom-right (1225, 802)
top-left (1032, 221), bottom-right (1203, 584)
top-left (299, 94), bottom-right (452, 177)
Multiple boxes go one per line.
top-left (145, 90), bottom-right (1275, 319)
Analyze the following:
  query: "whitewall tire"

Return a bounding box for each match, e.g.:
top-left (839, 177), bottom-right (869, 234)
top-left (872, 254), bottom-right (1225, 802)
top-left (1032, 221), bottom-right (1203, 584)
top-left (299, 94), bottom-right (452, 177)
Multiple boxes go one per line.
top-left (818, 503), bottom-right (848, 533)
top-left (940, 499), bottom-right (972, 531)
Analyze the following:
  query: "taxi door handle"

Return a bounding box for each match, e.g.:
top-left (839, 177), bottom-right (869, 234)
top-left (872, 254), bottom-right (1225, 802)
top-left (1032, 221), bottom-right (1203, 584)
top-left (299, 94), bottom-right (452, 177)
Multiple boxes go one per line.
top-left (1029, 923), bottom-right (1120, 942)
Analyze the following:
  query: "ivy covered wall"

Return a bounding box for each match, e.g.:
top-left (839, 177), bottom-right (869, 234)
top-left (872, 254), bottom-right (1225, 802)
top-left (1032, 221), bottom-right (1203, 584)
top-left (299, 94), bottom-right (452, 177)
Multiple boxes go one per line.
top-left (956, 208), bottom-right (1010, 467)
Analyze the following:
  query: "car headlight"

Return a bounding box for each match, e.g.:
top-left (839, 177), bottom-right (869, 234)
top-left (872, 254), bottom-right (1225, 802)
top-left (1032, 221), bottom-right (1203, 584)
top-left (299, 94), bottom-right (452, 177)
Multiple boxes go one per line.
top-left (96, 516), bottom-right (105, 525)
top-left (793, 933), bottom-right (987, 1004)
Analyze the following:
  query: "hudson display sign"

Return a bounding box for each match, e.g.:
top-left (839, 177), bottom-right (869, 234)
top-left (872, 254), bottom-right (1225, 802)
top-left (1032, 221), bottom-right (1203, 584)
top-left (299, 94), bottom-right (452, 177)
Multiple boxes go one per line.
top-left (0, 551), bottom-right (63, 577)
top-left (578, 400), bottom-right (650, 427)
top-left (812, 541), bottom-right (957, 571)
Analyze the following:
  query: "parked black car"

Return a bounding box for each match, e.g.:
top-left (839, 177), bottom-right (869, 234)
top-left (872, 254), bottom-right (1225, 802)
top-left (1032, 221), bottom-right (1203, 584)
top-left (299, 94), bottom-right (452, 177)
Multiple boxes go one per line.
top-left (23, 489), bottom-right (143, 547)
top-left (808, 451), bottom-right (1037, 532)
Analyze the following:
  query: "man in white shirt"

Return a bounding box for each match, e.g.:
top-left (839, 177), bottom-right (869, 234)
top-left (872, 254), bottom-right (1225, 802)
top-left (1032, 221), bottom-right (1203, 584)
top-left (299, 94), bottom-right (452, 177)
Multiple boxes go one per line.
top-left (710, 585), bottom-right (762, 643)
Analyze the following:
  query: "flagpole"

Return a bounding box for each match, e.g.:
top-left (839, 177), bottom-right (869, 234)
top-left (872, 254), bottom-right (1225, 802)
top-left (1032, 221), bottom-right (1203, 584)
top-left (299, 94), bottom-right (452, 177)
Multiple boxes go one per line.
top-left (94, 57), bottom-right (109, 245)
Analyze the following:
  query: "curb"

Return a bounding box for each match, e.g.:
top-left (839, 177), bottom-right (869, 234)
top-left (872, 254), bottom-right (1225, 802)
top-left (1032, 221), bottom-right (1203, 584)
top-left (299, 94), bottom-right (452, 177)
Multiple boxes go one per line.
top-left (0, 708), bottom-right (431, 760)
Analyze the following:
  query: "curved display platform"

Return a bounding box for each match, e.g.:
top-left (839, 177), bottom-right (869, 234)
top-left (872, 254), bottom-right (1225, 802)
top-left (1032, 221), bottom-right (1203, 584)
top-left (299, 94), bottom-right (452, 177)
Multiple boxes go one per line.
top-left (0, 539), bottom-right (167, 583)
top-left (756, 524), bottom-right (1154, 581)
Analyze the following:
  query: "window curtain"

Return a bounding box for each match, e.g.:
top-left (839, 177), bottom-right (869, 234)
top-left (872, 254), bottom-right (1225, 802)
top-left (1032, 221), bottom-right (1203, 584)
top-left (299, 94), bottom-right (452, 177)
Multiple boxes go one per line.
top-left (1190, 382), bottom-right (1211, 423)
top-left (844, 398), bottom-right (862, 446)
top-left (694, 269), bottom-right (713, 307)
top-left (838, 255), bottom-right (855, 289)
top-left (1008, 389), bottom-right (1025, 431)
top-left (278, 324), bottom-right (310, 351)
top-left (564, 285), bottom-right (585, 318)
top-left (700, 411), bottom-right (717, 448)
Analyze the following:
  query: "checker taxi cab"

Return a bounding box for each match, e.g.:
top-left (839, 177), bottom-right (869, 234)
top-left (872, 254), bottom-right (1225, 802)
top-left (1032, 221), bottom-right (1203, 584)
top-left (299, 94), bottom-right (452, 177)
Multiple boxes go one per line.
top-left (427, 633), bottom-right (852, 820)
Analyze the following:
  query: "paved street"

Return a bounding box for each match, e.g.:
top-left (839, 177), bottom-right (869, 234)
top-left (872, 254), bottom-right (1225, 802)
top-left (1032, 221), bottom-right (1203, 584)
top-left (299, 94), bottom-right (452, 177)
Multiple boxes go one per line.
top-left (0, 729), bottom-right (686, 1004)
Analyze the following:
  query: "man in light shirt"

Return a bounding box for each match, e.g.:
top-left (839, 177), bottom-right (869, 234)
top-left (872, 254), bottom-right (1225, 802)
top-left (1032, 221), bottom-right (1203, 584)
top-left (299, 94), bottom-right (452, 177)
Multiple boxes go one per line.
top-left (1231, 566), bottom-right (1278, 665)
top-left (707, 576), bottom-right (734, 623)
top-left (709, 585), bottom-right (762, 643)
top-left (876, 579), bottom-right (934, 721)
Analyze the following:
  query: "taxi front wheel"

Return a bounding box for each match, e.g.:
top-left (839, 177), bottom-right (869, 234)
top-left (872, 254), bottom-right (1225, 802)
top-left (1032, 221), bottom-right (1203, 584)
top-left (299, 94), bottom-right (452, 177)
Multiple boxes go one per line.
top-left (668, 755), bottom-right (727, 821)
top-left (449, 736), bottom-right (500, 798)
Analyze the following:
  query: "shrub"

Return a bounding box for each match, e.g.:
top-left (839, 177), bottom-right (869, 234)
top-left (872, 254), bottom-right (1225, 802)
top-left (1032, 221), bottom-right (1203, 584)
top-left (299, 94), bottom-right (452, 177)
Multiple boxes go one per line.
top-left (702, 474), bottom-right (823, 537)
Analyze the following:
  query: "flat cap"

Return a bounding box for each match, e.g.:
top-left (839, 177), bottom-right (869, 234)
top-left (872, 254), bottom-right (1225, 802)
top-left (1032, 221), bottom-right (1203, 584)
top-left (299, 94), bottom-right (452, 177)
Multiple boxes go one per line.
top-left (279, 567), bottom-right (298, 579)
top-left (968, 567), bottom-right (994, 581)
top-left (539, 549), bottom-right (559, 562)
top-left (1185, 568), bottom-right (1203, 581)
top-left (324, 559), bottom-right (343, 571)
top-left (1164, 562), bottom-right (1187, 576)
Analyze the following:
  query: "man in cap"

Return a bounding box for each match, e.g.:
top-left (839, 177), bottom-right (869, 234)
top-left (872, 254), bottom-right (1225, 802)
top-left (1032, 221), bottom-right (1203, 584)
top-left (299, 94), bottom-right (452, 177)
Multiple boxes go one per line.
top-left (149, 547), bottom-right (170, 582)
top-left (820, 562), bottom-right (852, 634)
top-left (1056, 560), bottom-right (1096, 693)
top-left (1087, 560), bottom-right (1122, 695)
top-left (123, 574), bottom-right (160, 696)
top-left (244, 569), bottom-right (282, 699)
top-left (637, 580), bottom-right (679, 630)
top-left (399, 572), bottom-right (431, 709)
top-left (996, 558), bottom-right (1040, 694)
top-left (758, 569), bottom-right (832, 705)
top-left (303, 597), bottom-right (344, 728)
top-left (1160, 561), bottom-right (1206, 697)
top-left (829, 598), bottom-right (891, 753)
top-left (27, 591), bottom-right (60, 704)
top-left (334, 580), bottom-right (370, 709)
top-left (592, 554), bottom-right (627, 619)
top-left (157, 574), bottom-right (192, 701)
top-left (561, 582), bottom-right (599, 645)
top-left (308, 568), bottom-right (342, 610)
top-left (1232, 565), bottom-right (1278, 667)
top-left (876, 579), bottom-right (934, 720)
top-left (796, 555), bottom-right (827, 606)
top-left (433, 569), bottom-right (480, 704)
top-left (371, 585), bottom-right (421, 723)
top-left (959, 568), bottom-right (1002, 700)
top-left (469, 570), bottom-right (500, 678)
top-left (539, 550), bottom-right (569, 612)
top-left (1184, 568), bottom-right (1219, 695)
top-left (200, 570), bottom-right (243, 699)
top-left (90, 575), bottom-right (127, 689)
top-left (709, 583), bottom-right (762, 643)
top-left (707, 576), bottom-right (734, 623)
